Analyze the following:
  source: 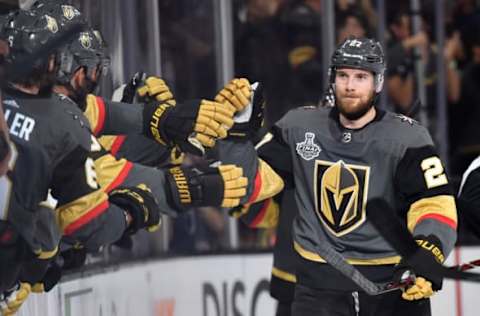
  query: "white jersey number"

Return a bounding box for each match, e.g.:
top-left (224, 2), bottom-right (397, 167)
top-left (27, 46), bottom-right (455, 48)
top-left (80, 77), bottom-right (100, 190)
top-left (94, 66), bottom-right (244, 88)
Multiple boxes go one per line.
top-left (421, 156), bottom-right (448, 189)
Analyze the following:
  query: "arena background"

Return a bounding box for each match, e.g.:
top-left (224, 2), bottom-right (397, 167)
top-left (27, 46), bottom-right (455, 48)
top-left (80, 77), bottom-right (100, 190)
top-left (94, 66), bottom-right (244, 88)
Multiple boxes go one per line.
top-left (1, 0), bottom-right (480, 315)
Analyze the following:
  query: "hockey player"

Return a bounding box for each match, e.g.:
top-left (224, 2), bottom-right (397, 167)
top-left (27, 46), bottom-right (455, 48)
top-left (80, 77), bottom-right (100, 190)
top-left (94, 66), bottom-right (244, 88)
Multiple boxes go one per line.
top-left (0, 10), bottom-right (248, 315)
top-left (31, 1), bottom-right (247, 158)
top-left (217, 37), bottom-right (457, 315)
top-left (457, 156), bottom-right (480, 239)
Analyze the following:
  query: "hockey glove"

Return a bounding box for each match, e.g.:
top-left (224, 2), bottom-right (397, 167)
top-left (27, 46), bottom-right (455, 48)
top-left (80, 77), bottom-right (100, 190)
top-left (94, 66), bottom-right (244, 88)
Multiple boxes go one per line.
top-left (109, 184), bottom-right (162, 235)
top-left (61, 247), bottom-right (87, 270)
top-left (137, 76), bottom-right (176, 106)
top-left (143, 99), bottom-right (234, 155)
top-left (31, 261), bottom-right (62, 293)
top-left (394, 234), bottom-right (445, 301)
top-left (214, 78), bottom-right (252, 112)
top-left (120, 71), bottom-right (147, 103)
top-left (166, 164), bottom-right (248, 212)
top-left (0, 282), bottom-right (31, 316)
top-left (227, 82), bottom-right (265, 140)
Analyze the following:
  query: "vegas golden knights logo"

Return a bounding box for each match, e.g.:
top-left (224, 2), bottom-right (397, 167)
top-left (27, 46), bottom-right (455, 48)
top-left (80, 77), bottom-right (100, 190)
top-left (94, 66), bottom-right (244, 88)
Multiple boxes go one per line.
top-left (45, 15), bottom-right (58, 34)
top-left (314, 160), bottom-right (370, 236)
top-left (79, 32), bottom-right (92, 49)
top-left (61, 5), bottom-right (76, 20)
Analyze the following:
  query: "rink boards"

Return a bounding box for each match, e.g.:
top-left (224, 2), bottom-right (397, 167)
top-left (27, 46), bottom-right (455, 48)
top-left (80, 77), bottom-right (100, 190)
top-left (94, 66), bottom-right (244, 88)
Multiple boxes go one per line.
top-left (18, 247), bottom-right (480, 316)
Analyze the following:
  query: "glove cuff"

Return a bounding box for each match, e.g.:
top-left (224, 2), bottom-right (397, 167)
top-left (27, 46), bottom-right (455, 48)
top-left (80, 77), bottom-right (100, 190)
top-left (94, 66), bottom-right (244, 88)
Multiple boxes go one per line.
top-left (143, 102), bottom-right (174, 146)
top-left (414, 235), bottom-right (445, 264)
top-left (165, 166), bottom-right (224, 210)
top-left (109, 186), bottom-right (161, 234)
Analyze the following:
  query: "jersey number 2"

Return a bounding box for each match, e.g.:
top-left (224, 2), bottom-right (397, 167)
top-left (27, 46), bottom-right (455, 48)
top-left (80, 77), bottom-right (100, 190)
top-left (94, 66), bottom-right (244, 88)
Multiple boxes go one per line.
top-left (421, 156), bottom-right (448, 189)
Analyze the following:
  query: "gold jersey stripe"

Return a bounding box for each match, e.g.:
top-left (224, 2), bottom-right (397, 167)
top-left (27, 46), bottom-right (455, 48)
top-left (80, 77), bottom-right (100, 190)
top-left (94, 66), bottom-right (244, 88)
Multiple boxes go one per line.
top-left (98, 135), bottom-right (117, 152)
top-left (294, 241), bottom-right (401, 265)
top-left (407, 195), bottom-right (457, 232)
top-left (84, 94), bottom-right (102, 135)
top-left (272, 267), bottom-right (297, 283)
top-left (249, 198), bottom-right (279, 228)
top-left (35, 246), bottom-right (59, 259)
top-left (250, 159), bottom-right (284, 204)
top-left (56, 190), bottom-right (108, 233)
top-left (94, 154), bottom-right (130, 189)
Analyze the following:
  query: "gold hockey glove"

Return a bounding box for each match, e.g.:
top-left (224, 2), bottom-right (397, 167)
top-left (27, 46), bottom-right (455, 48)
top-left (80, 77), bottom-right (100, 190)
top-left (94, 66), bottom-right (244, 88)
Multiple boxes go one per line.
top-left (0, 282), bottom-right (31, 316)
top-left (137, 76), bottom-right (176, 106)
top-left (215, 78), bottom-right (252, 112)
top-left (144, 99), bottom-right (234, 155)
top-left (402, 277), bottom-right (434, 301)
top-left (109, 184), bottom-right (162, 234)
top-left (166, 164), bottom-right (247, 212)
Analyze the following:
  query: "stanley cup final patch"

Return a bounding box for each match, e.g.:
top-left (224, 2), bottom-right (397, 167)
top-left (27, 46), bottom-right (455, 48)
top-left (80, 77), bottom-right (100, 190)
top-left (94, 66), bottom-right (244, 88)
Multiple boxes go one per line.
top-left (296, 132), bottom-right (321, 161)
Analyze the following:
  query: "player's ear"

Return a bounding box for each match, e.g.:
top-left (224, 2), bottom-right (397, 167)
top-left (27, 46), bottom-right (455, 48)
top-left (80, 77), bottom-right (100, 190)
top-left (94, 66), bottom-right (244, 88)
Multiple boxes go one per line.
top-left (70, 66), bottom-right (85, 90)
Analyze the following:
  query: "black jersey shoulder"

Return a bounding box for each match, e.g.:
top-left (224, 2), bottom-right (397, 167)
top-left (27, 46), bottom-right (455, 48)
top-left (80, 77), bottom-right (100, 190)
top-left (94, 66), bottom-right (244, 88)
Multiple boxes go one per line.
top-left (375, 110), bottom-right (433, 149)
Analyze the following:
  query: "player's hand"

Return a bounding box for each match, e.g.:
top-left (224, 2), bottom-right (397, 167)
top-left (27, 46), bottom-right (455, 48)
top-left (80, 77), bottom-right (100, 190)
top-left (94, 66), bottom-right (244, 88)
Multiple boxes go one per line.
top-left (166, 164), bottom-right (248, 211)
top-left (0, 282), bottom-right (31, 316)
top-left (31, 261), bottom-right (62, 293)
top-left (227, 82), bottom-right (265, 140)
top-left (109, 184), bottom-right (162, 234)
top-left (215, 78), bottom-right (252, 112)
top-left (143, 99), bottom-right (234, 156)
top-left (401, 277), bottom-right (434, 301)
top-left (395, 235), bottom-right (445, 301)
top-left (137, 76), bottom-right (176, 106)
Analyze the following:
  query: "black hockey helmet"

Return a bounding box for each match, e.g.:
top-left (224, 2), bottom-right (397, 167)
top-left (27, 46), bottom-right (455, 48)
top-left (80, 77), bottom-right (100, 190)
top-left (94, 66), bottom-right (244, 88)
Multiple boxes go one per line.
top-left (30, 0), bottom-right (85, 26)
top-left (3, 10), bottom-right (62, 66)
top-left (56, 28), bottom-right (110, 85)
top-left (31, 1), bottom-right (109, 85)
top-left (329, 37), bottom-right (386, 93)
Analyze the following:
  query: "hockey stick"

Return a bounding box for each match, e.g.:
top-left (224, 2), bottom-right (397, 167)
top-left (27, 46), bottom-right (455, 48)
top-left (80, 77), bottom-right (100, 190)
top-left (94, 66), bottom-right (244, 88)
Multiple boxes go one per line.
top-left (366, 198), bottom-right (480, 283)
top-left (311, 222), bottom-right (414, 295)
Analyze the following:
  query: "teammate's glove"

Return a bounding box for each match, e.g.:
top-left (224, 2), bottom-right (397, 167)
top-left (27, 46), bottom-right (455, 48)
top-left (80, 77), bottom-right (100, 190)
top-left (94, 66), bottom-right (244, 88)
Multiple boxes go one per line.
top-left (227, 82), bottom-right (265, 140)
top-left (31, 261), bottom-right (62, 293)
top-left (214, 78), bottom-right (252, 112)
top-left (394, 235), bottom-right (445, 301)
top-left (166, 164), bottom-right (248, 211)
top-left (61, 247), bottom-right (87, 270)
top-left (143, 99), bottom-right (234, 156)
top-left (120, 71), bottom-right (147, 103)
top-left (137, 76), bottom-right (176, 106)
top-left (0, 282), bottom-right (31, 316)
top-left (109, 184), bottom-right (162, 235)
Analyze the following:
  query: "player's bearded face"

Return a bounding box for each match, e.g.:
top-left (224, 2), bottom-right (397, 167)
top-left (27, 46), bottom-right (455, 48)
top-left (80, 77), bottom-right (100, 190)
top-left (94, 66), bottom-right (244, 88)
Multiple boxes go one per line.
top-left (334, 68), bottom-right (376, 120)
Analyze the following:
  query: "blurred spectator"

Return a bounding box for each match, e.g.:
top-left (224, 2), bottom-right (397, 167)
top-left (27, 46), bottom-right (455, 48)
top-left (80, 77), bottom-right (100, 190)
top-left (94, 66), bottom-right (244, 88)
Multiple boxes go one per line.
top-left (336, 0), bottom-right (377, 31)
top-left (336, 10), bottom-right (369, 44)
top-left (159, 0), bottom-right (218, 100)
top-left (280, 0), bottom-right (324, 107)
top-left (450, 33), bottom-right (480, 175)
top-left (452, 0), bottom-right (480, 64)
top-left (234, 0), bottom-right (291, 124)
top-left (386, 8), bottom-right (461, 117)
